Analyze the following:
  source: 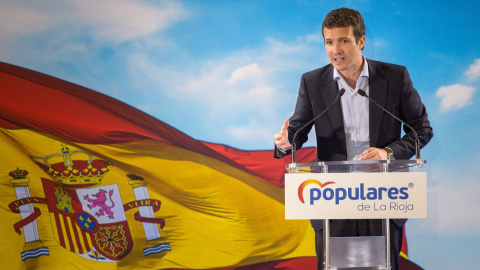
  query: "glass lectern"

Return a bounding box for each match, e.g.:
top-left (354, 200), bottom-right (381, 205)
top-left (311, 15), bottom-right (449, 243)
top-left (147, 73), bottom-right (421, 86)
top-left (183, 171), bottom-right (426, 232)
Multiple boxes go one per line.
top-left (285, 159), bottom-right (427, 270)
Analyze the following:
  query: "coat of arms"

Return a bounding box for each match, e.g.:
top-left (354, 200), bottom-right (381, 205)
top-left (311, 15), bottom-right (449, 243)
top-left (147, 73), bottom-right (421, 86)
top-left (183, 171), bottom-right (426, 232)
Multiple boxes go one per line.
top-left (8, 144), bottom-right (171, 261)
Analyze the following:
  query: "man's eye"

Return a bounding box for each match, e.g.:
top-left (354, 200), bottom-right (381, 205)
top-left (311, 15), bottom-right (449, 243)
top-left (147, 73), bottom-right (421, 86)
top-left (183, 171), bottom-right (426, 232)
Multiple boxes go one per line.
top-left (342, 39), bottom-right (349, 43)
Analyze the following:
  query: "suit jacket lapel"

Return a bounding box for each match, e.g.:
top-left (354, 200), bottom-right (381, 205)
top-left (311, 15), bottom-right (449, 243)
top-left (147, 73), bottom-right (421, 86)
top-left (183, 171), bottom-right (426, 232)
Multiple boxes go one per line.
top-left (368, 60), bottom-right (388, 147)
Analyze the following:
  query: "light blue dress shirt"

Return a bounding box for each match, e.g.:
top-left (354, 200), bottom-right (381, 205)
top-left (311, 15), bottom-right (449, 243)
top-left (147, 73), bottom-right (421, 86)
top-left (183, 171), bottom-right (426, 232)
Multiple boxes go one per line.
top-left (333, 57), bottom-right (370, 160)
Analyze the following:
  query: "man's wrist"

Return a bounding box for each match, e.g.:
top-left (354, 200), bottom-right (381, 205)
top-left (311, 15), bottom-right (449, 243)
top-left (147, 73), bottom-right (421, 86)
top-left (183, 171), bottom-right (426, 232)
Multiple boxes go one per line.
top-left (276, 145), bottom-right (287, 154)
top-left (384, 147), bottom-right (395, 160)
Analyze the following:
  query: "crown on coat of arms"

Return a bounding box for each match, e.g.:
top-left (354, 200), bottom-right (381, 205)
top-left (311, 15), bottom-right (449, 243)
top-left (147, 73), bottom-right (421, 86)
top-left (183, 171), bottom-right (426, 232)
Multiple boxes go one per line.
top-left (31, 143), bottom-right (113, 187)
top-left (9, 168), bottom-right (29, 179)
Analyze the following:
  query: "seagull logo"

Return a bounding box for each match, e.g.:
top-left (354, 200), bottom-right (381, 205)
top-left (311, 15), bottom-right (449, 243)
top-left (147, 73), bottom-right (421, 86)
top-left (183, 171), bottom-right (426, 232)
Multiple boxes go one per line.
top-left (297, 180), bottom-right (335, 203)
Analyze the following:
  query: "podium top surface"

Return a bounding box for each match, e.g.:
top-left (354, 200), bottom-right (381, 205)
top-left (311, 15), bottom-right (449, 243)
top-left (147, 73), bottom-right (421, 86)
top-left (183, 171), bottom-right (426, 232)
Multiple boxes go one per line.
top-left (286, 159), bottom-right (426, 173)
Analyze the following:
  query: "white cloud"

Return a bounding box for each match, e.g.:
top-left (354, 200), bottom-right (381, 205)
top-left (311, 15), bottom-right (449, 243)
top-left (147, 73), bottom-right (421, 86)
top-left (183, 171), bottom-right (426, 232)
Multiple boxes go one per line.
top-left (67, 0), bottom-right (188, 43)
top-left (409, 167), bottom-right (480, 237)
top-left (435, 179), bottom-right (480, 235)
top-left (465, 58), bottom-right (480, 81)
top-left (0, 0), bottom-right (188, 43)
top-left (0, 3), bottom-right (53, 38)
top-left (225, 119), bottom-right (275, 145)
top-left (225, 63), bottom-right (261, 85)
top-left (435, 84), bottom-right (475, 112)
top-left (0, 0), bottom-right (189, 70)
top-left (246, 86), bottom-right (275, 99)
top-left (372, 38), bottom-right (387, 48)
top-left (126, 34), bottom-right (327, 146)
top-left (304, 33), bottom-right (324, 43)
top-left (130, 34), bottom-right (326, 106)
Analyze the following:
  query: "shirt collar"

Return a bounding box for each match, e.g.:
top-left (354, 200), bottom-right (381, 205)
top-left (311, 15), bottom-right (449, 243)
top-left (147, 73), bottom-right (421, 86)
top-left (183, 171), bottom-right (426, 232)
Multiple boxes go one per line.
top-left (333, 56), bottom-right (369, 81)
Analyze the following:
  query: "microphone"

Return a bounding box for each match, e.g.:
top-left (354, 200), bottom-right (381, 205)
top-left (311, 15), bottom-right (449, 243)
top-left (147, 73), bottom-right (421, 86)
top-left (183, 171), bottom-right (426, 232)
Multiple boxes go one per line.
top-left (291, 88), bottom-right (345, 165)
top-left (357, 89), bottom-right (421, 162)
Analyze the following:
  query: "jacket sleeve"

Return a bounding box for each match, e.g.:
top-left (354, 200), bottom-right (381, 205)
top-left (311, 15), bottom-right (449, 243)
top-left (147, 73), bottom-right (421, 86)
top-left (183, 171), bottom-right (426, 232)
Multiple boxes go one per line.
top-left (273, 73), bottom-right (315, 159)
top-left (288, 74), bottom-right (315, 149)
top-left (386, 66), bottom-right (433, 160)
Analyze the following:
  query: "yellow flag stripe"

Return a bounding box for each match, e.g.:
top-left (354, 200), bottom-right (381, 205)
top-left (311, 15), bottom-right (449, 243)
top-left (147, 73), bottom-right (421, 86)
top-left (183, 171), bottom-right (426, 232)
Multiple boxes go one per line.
top-left (1, 127), bottom-right (315, 270)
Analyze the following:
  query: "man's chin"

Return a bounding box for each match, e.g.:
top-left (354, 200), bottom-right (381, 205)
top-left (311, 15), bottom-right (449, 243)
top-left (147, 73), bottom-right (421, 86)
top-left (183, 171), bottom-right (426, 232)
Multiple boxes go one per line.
top-left (332, 64), bottom-right (347, 71)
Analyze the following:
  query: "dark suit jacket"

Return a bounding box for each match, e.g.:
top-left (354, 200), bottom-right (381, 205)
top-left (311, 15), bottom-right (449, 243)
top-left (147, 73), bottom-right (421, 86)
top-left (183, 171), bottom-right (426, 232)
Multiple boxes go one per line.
top-left (276, 59), bottom-right (433, 229)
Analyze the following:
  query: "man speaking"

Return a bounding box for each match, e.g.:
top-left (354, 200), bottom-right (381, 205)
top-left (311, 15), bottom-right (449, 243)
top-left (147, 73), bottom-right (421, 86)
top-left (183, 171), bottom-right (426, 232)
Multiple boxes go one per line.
top-left (273, 7), bottom-right (433, 270)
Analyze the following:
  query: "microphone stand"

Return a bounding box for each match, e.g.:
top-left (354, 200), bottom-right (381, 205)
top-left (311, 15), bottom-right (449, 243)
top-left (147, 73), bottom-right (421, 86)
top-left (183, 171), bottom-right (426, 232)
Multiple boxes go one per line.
top-left (290, 88), bottom-right (345, 168)
top-left (357, 89), bottom-right (422, 167)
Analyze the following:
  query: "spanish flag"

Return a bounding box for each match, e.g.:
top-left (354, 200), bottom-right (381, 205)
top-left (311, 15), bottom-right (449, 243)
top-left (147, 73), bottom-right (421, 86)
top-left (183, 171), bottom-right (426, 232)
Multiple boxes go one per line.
top-left (0, 62), bottom-right (318, 269)
top-left (0, 62), bottom-right (423, 270)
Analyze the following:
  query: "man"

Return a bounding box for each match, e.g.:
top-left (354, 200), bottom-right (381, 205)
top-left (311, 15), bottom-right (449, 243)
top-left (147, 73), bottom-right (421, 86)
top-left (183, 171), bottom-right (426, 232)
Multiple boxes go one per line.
top-left (273, 7), bottom-right (433, 270)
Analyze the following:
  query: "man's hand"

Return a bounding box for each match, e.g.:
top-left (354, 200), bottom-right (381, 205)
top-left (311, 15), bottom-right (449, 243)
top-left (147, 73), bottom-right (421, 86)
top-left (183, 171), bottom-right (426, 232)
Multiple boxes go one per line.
top-left (358, 147), bottom-right (388, 160)
top-left (274, 120), bottom-right (292, 150)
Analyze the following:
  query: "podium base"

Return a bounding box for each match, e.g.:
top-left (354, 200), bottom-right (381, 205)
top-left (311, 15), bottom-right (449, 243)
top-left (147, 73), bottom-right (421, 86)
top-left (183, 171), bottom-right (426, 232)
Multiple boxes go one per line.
top-left (328, 236), bottom-right (388, 270)
top-left (329, 266), bottom-right (390, 270)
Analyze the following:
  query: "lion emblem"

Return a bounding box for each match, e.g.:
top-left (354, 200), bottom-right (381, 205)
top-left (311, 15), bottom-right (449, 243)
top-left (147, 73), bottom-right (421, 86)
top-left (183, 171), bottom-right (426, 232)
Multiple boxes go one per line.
top-left (83, 189), bottom-right (115, 219)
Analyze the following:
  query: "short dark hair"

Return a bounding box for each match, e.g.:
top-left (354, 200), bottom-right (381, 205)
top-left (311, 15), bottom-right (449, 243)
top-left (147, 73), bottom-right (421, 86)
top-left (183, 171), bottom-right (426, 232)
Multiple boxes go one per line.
top-left (322, 7), bottom-right (365, 44)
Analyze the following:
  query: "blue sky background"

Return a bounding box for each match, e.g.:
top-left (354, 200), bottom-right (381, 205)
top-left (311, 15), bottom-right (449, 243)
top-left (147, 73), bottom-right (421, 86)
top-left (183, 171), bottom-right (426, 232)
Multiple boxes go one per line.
top-left (1, 0), bottom-right (479, 268)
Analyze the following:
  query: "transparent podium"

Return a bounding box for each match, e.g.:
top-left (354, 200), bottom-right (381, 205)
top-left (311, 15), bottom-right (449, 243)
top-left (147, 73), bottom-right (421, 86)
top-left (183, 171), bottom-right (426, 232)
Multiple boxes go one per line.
top-left (284, 160), bottom-right (427, 270)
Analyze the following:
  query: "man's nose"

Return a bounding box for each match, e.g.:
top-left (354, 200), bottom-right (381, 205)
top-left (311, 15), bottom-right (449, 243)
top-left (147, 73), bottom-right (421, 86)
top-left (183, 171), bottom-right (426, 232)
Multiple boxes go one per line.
top-left (333, 42), bottom-right (342, 53)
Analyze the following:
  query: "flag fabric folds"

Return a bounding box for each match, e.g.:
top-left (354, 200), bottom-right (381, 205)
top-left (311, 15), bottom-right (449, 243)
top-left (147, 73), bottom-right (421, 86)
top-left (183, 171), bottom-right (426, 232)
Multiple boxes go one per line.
top-left (0, 62), bottom-right (318, 270)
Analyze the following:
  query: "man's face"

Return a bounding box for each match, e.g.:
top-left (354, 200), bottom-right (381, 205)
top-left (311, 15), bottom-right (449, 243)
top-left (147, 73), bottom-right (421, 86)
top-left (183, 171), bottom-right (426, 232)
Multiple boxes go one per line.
top-left (323, 26), bottom-right (365, 76)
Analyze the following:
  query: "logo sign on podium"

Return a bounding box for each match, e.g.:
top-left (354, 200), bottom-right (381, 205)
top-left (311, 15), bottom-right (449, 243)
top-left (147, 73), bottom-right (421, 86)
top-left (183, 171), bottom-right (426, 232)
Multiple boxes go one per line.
top-left (285, 172), bottom-right (427, 219)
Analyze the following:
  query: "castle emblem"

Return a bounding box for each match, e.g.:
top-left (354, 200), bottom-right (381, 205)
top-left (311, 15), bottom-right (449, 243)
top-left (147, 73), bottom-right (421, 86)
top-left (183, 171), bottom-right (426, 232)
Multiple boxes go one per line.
top-left (54, 186), bottom-right (75, 213)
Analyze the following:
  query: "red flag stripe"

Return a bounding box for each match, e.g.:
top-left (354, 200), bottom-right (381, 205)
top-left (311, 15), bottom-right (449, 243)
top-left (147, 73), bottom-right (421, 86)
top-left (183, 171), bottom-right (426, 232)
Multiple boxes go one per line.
top-left (0, 62), bottom-right (315, 184)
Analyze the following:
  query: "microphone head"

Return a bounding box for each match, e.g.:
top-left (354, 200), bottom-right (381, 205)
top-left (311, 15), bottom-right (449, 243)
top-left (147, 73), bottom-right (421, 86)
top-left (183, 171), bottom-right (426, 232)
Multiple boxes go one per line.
top-left (338, 88), bottom-right (345, 97)
top-left (357, 89), bottom-right (367, 97)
